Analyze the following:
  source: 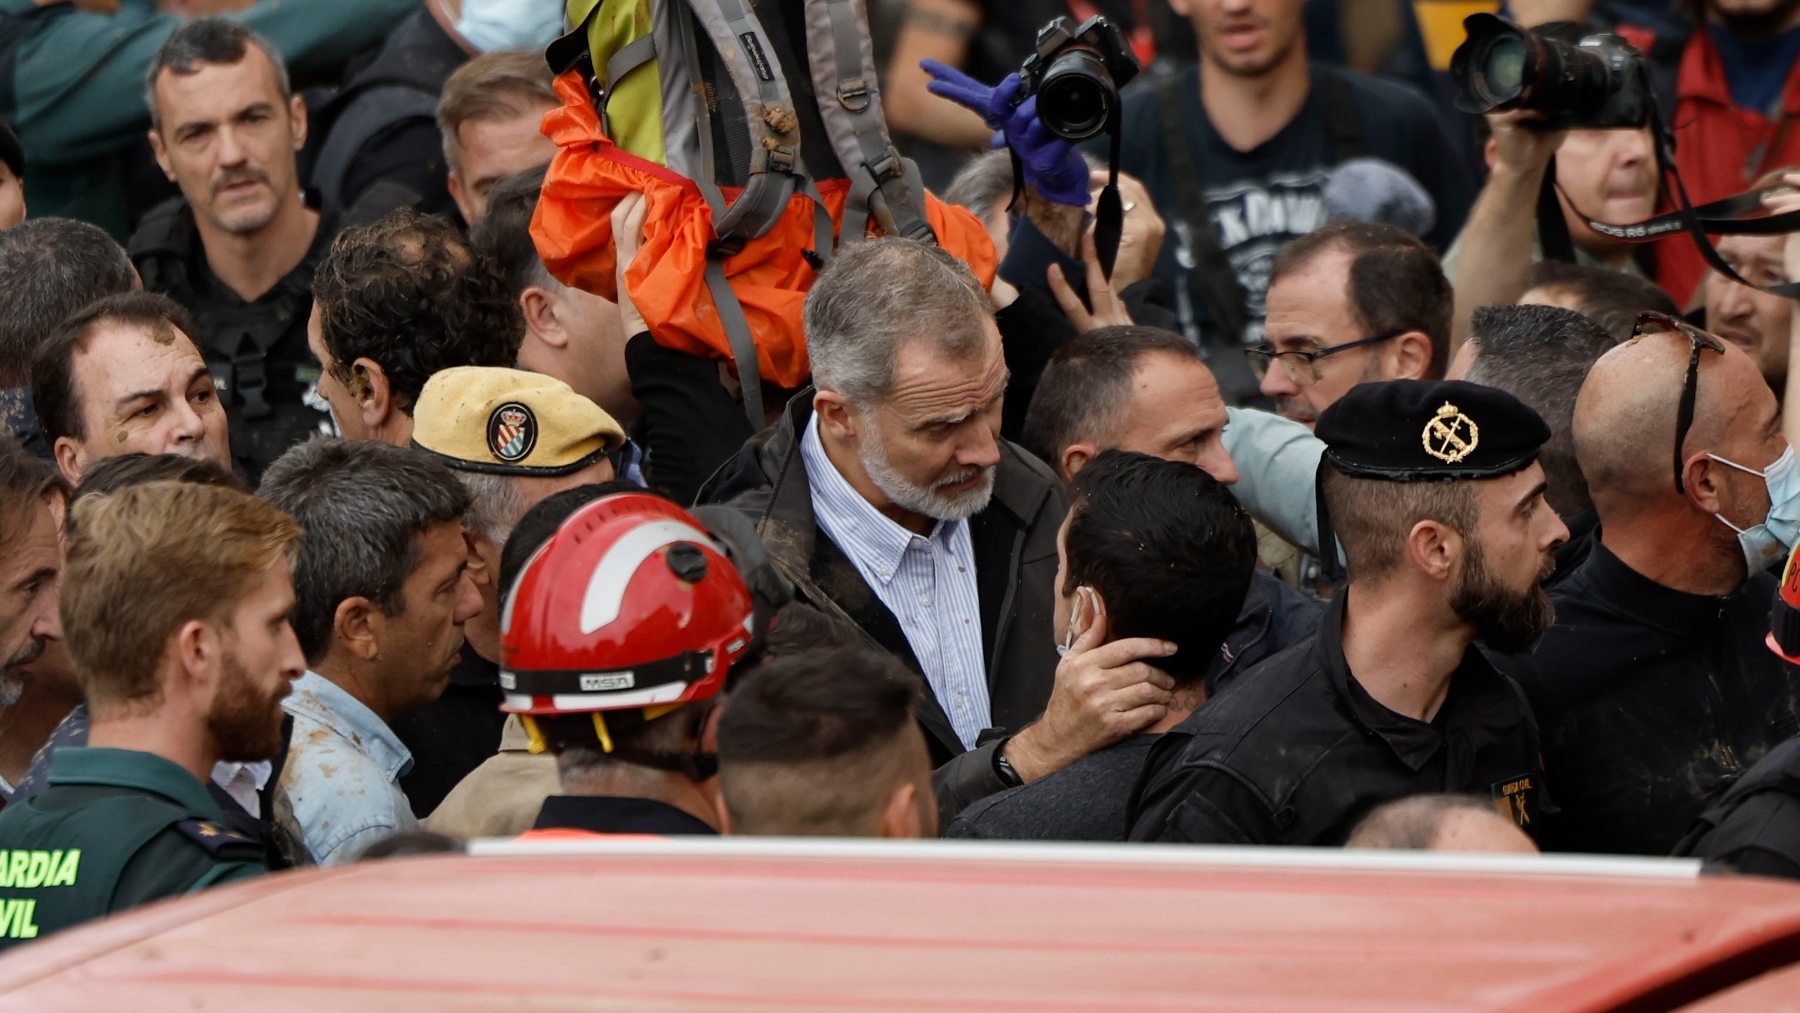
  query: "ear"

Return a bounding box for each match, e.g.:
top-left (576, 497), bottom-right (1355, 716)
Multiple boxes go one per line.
top-left (333, 597), bottom-right (381, 662)
top-left (350, 357), bottom-right (393, 435)
top-left (289, 92), bottom-right (309, 152)
top-left (813, 389), bottom-right (862, 443)
top-left (52, 437), bottom-right (86, 485)
top-left (172, 617), bottom-right (223, 702)
top-left (1165, 0), bottom-right (1192, 17)
top-left (879, 782), bottom-right (923, 838)
top-left (1406, 518), bottom-right (1461, 583)
top-left (1483, 136), bottom-right (1499, 171)
top-left (520, 287), bottom-right (569, 348)
top-left (1684, 454), bottom-right (1729, 516)
top-left (1391, 330), bottom-right (1432, 381)
top-left (148, 123), bottom-right (174, 182)
top-left (1060, 441), bottom-right (1097, 483)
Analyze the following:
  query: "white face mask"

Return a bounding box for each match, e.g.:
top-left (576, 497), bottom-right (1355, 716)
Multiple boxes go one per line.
top-left (454, 0), bottom-right (564, 53)
top-left (1708, 445), bottom-right (1800, 574)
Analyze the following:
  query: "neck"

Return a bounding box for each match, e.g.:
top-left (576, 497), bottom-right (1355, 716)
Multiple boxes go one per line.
top-left (1199, 51), bottom-right (1311, 152)
top-left (87, 706), bottom-right (219, 784)
top-left (0, 682), bottom-right (80, 787)
top-left (1599, 509), bottom-right (1746, 596)
top-left (1147, 683), bottom-right (1208, 734)
top-left (1712, 8), bottom-right (1800, 42)
top-left (560, 768), bottom-right (719, 829)
top-left (1339, 581), bottom-right (1468, 722)
top-left (818, 426), bottom-right (934, 536)
top-left (197, 196), bottom-right (318, 303)
top-left (312, 656), bottom-right (394, 723)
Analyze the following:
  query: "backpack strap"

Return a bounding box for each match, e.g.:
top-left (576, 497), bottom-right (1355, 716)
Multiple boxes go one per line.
top-left (684, 0), bottom-right (803, 243)
top-left (803, 0), bottom-right (936, 246)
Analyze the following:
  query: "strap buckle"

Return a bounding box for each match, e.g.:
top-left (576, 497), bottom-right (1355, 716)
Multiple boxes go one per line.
top-left (836, 77), bottom-right (871, 113)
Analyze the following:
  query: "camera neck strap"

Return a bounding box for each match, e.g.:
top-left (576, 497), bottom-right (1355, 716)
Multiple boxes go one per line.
top-left (1092, 111), bottom-right (1125, 279)
top-left (1573, 102), bottom-right (1800, 299)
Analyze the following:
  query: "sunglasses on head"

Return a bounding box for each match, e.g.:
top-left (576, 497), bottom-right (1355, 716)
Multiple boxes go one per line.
top-left (1631, 310), bottom-right (1726, 496)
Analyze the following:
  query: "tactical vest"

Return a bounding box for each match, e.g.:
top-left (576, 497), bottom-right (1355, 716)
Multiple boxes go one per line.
top-left (304, 9), bottom-right (465, 225)
top-left (128, 198), bottom-right (332, 481)
top-left (1674, 741), bottom-right (1800, 863)
top-left (0, 795), bottom-right (218, 950)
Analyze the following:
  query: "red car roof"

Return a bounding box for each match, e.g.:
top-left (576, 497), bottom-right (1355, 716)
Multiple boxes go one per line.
top-left (0, 841), bottom-right (1797, 1011)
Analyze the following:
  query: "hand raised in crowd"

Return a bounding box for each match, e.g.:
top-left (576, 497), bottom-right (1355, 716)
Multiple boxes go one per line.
top-left (1048, 232), bottom-right (1133, 332)
top-left (1002, 597), bottom-right (1177, 783)
top-left (1485, 108), bottom-right (1567, 179)
top-left (1765, 171), bottom-right (1800, 283)
top-left (612, 190), bottom-right (649, 339)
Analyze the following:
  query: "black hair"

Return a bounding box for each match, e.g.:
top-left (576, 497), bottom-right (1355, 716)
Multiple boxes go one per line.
top-left (1269, 221), bottom-right (1453, 379)
top-left (1021, 325), bottom-right (1200, 476)
top-left (1522, 260), bottom-right (1679, 342)
top-left (718, 645), bottom-right (919, 767)
top-left (469, 165), bottom-right (551, 312)
top-left (0, 218), bottom-right (136, 388)
top-left (309, 207), bottom-right (522, 414)
top-left (144, 18), bottom-right (290, 131)
top-left (1064, 450), bottom-right (1256, 686)
top-left (257, 438), bottom-right (473, 665)
top-left (1465, 303), bottom-right (1615, 516)
top-left (31, 291), bottom-right (198, 443)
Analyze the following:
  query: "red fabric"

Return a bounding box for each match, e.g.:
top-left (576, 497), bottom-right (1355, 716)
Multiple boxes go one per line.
top-left (1654, 30), bottom-right (1800, 307)
top-left (530, 72), bottom-right (999, 389)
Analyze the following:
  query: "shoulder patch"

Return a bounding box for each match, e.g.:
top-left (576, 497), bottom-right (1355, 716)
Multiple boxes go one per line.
top-left (172, 819), bottom-right (262, 856)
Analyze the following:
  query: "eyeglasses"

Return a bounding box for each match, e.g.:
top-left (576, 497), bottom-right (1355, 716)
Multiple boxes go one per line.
top-left (1246, 330), bottom-right (1406, 387)
top-left (1632, 310), bottom-right (1726, 495)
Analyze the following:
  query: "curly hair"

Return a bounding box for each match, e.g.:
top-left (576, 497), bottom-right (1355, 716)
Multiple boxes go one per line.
top-left (310, 207), bottom-right (522, 414)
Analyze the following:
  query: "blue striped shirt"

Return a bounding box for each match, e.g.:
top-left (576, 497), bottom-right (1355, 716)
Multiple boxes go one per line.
top-left (800, 415), bottom-right (990, 748)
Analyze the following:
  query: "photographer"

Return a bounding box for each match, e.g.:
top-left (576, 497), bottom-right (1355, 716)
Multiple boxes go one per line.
top-left (1445, 21), bottom-right (1661, 350)
top-left (1106, 0), bottom-right (1471, 404)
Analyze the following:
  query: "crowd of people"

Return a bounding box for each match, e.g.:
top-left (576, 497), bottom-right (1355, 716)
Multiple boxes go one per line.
top-left (1, 0), bottom-right (1800, 951)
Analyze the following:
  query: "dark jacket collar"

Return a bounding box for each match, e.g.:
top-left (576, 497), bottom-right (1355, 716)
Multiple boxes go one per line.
top-left (1568, 539), bottom-right (1740, 636)
top-left (1314, 591), bottom-right (1513, 772)
top-left (532, 795), bottom-right (717, 836)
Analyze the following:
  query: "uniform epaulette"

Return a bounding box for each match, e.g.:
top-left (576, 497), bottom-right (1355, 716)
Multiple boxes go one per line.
top-left (171, 819), bottom-right (261, 856)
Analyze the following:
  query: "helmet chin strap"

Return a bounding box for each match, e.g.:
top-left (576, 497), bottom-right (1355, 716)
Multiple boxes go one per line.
top-left (520, 706), bottom-right (719, 781)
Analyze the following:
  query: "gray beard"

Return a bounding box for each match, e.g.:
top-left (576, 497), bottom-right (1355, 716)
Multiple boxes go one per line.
top-left (858, 424), bottom-right (996, 522)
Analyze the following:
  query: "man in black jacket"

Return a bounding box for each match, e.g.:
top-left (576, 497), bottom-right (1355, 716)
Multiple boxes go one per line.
top-left (1492, 320), bottom-right (1800, 856)
top-left (703, 239), bottom-right (1170, 822)
top-left (1021, 324), bottom-right (1320, 691)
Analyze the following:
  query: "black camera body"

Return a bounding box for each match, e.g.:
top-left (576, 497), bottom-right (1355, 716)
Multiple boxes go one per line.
top-left (1450, 13), bottom-right (1651, 130)
top-left (1017, 15), bottom-right (1140, 142)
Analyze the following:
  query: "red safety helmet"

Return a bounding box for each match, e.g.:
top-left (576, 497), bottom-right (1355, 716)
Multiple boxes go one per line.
top-left (1770, 540), bottom-right (1800, 665)
top-left (500, 493), bottom-right (755, 755)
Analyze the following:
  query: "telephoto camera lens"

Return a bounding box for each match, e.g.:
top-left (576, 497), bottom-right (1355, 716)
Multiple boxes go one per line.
top-left (1474, 32), bottom-right (1527, 107)
top-left (1038, 48), bottom-right (1114, 140)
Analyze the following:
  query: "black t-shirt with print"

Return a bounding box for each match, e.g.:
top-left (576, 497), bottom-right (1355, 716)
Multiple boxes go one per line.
top-left (1113, 64), bottom-right (1473, 358)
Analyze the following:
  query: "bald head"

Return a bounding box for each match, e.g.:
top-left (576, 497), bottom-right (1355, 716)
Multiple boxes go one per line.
top-left (1575, 329), bottom-right (1775, 516)
top-left (1346, 794), bottom-right (1539, 854)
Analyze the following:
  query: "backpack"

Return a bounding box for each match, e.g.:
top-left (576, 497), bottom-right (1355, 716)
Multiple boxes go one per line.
top-left (530, 0), bottom-right (997, 424)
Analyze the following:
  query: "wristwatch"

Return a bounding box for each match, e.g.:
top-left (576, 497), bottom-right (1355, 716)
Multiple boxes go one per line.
top-left (993, 738), bottom-right (1024, 788)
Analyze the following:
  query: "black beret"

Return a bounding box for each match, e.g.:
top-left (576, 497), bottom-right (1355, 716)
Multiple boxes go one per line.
top-left (1317, 380), bottom-right (1550, 482)
top-left (0, 121), bottom-right (20, 179)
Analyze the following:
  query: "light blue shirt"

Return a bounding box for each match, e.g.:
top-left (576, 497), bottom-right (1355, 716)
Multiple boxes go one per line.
top-left (276, 671), bottom-right (416, 865)
top-left (1224, 407), bottom-right (1326, 557)
top-left (800, 415), bottom-right (990, 748)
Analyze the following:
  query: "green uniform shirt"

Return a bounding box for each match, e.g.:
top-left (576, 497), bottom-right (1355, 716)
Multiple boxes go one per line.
top-left (0, 747), bottom-right (267, 951)
top-left (0, 0), bottom-right (414, 234)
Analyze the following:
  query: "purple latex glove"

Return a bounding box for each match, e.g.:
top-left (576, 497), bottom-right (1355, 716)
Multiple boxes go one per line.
top-left (921, 60), bottom-right (1092, 207)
